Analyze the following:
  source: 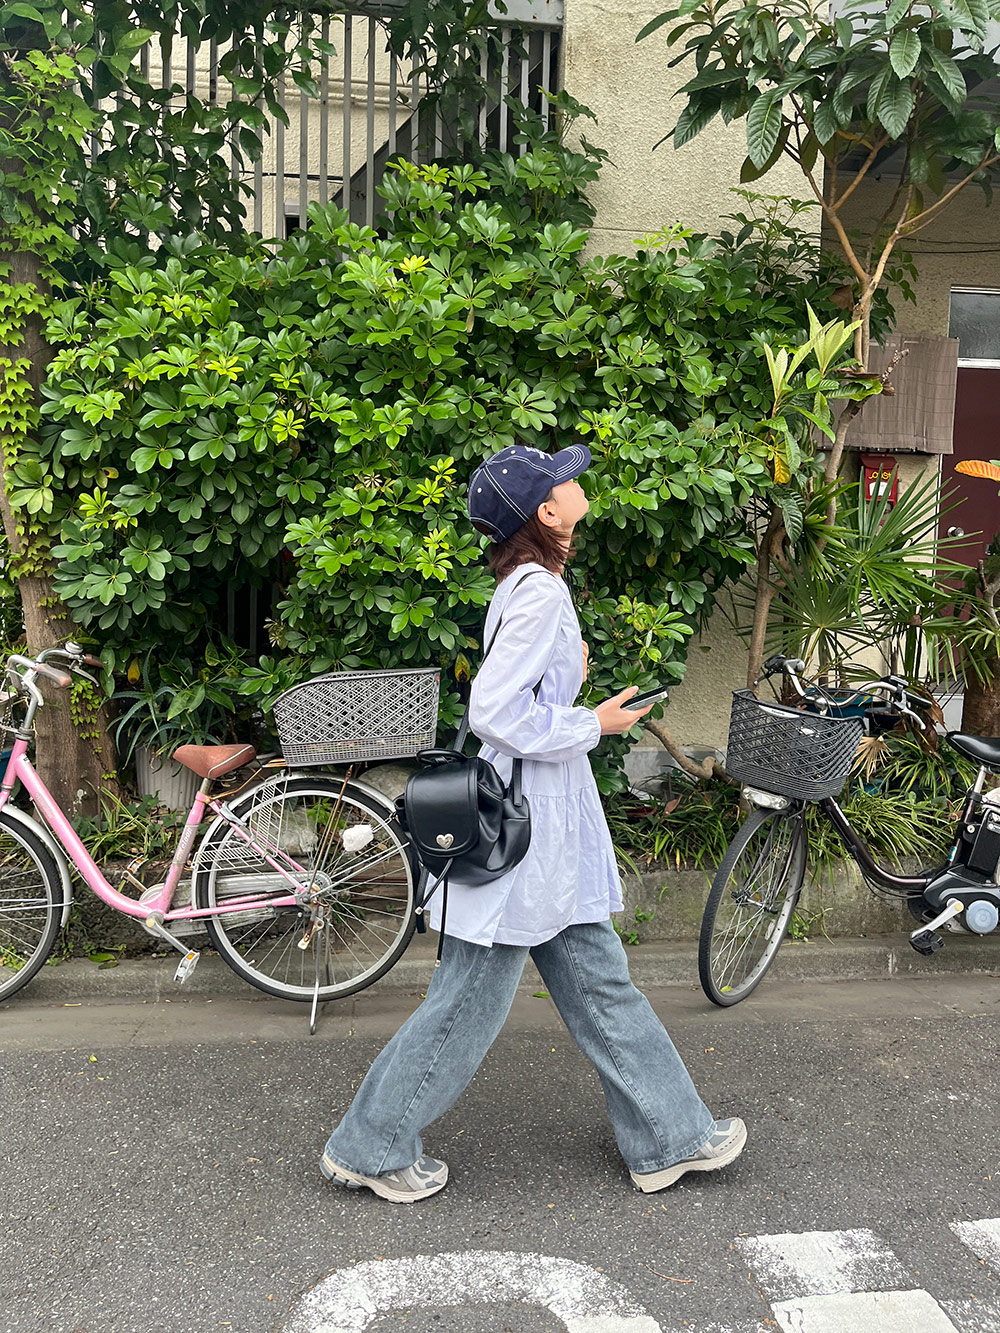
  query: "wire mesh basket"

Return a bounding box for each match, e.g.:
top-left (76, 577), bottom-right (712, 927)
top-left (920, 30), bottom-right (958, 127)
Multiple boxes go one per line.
top-left (272, 668), bottom-right (440, 766)
top-left (725, 689), bottom-right (864, 801)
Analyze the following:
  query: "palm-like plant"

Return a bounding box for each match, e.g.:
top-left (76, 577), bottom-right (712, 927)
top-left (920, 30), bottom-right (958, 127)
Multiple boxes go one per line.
top-left (730, 475), bottom-right (968, 681)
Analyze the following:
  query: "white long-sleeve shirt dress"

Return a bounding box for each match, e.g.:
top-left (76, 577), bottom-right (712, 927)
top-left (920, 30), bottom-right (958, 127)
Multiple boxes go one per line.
top-left (426, 561), bottom-right (624, 948)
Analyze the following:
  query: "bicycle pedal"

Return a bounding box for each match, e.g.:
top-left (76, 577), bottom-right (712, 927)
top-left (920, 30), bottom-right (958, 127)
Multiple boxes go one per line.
top-left (909, 929), bottom-right (944, 956)
top-left (173, 950), bottom-right (201, 984)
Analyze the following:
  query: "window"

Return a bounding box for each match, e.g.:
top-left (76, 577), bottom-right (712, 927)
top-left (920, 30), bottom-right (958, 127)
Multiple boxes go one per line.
top-left (949, 289), bottom-right (1000, 367)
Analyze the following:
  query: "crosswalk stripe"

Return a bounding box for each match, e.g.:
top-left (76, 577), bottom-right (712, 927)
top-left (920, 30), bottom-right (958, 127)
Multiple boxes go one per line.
top-left (564, 1319), bottom-right (662, 1332)
top-left (771, 1289), bottom-right (960, 1333)
top-left (735, 1228), bottom-right (910, 1299)
top-left (942, 1298), bottom-right (1000, 1333)
top-left (283, 1219), bottom-right (1000, 1333)
top-left (950, 1218), bottom-right (1000, 1272)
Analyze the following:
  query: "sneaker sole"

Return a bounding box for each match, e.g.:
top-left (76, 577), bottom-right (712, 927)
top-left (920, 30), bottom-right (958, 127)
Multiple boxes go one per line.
top-left (320, 1151), bottom-right (447, 1203)
top-left (630, 1120), bottom-right (748, 1193)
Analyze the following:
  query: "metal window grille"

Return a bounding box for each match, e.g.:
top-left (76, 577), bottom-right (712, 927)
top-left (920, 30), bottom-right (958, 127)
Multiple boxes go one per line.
top-left (87, 13), bottom-right (562, 239)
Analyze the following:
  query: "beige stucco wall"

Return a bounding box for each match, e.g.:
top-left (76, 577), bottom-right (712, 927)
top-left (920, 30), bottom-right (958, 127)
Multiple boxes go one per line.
top-left (560, 0), bottom-right (815, 751)
top-left (562, 0), bottom-right (810, 248)
top-left (837, 179), bottom-right (1000, 338)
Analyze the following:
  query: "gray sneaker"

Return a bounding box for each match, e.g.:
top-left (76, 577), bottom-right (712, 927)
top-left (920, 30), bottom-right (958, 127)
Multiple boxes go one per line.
top-left (630, 1117), bottom-right (747, 1193)
top-left (320, 1151), bottom-right (448, 1203)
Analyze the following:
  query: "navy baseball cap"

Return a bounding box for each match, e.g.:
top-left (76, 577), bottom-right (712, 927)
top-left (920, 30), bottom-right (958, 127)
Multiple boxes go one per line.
top-left (467, 444), bottom-right (591, 542)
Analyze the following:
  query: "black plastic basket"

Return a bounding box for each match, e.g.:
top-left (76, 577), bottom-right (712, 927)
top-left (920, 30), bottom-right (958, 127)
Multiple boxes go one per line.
top-left (725, 689), bottom-right (863, 801)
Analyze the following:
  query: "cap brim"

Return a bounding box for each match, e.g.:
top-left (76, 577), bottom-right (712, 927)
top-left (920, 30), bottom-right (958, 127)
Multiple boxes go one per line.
top-left (549, 444), bottom-right (591, 483)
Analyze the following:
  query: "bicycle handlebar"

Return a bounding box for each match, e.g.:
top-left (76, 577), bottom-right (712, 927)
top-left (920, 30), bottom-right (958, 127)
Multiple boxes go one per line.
top-left (761, 654), bottom-right (932, 728)
top-left (8, 655), bottom-right (72, 688)
top-left (5, 642), bottom-right (102, 698)
top-left (35, 663), bottom-right (73, 688)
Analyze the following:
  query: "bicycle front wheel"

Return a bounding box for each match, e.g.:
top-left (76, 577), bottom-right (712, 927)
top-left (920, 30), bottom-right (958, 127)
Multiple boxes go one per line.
top-left (0, 811), bottom-right (63, 1004)
top-left (698, 807), bottom-right (807, 1007)
top-left (194, 775), bottom-right (418, 1002)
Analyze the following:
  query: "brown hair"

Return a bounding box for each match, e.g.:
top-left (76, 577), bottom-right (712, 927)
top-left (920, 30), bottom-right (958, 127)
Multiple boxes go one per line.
top-left (475, 490), bottom-right (575, 582)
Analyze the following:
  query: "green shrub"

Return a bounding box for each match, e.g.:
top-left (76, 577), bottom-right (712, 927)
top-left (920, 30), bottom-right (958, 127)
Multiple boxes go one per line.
top-left (23, 102), bottom-right (871, 787)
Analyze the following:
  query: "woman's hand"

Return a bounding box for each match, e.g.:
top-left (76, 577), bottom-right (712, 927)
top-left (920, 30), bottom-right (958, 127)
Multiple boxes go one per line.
top-left (594, 686), bottom-right (652, 735)
top-left (581, 640), bottom-right (590, 681)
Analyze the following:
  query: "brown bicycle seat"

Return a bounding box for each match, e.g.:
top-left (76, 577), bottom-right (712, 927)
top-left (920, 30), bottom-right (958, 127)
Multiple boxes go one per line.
top-left (172, 743), bottom-right (256, 780)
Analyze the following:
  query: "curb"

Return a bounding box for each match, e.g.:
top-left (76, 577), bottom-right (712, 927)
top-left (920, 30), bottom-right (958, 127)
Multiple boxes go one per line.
top-left (16, 933), bottom-right (1000, 1003)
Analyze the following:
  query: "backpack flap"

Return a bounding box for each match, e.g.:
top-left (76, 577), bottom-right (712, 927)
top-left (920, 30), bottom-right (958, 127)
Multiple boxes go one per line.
top-left (403, 750), bottom-right (481, 873)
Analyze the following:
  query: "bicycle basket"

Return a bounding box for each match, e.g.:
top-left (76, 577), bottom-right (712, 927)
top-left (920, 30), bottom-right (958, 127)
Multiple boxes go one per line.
top-left (725, 689), bottom-right (863, 801)
top-left (272, 668), bottom-right (440, 766)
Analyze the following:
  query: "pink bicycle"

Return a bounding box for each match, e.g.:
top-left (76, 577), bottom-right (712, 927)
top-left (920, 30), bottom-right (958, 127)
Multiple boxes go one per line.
top-left (0, 644), bottom-right (435, 1026)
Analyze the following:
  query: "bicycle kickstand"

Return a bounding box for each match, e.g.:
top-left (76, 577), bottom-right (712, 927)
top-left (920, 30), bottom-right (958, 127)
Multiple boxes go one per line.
top-left (306, 920), bottom-right (329, 1035)
top-left (309, 968), bottom-right (322, 1035)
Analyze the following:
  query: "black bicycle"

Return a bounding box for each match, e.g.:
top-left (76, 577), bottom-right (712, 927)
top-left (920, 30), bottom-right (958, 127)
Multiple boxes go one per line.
top-left (698, 655), bottom-right (1000, 1006)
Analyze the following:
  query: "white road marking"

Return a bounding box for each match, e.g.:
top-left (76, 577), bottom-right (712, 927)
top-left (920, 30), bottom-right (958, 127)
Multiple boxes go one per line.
top-left (950, 1218), bottom-right (1000, 1272)
top-left (565, 1319), bottom-right (662, 1332)
top-left (735, 1227), bottom-right (910, 1300)
top-left (943, 1298), bottom-right (1000, 1333)
top-left (285, 1220), bottom-right (1000, 1333)
top-left (282, 1249), bottom-right (664, 1333)
top-left (772, 1289), bottom-right (960, 1333)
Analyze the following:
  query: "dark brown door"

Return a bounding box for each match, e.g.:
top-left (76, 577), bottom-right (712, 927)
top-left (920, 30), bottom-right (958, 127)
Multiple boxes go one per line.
top-left (939, 367), bottom-right (1000, 566)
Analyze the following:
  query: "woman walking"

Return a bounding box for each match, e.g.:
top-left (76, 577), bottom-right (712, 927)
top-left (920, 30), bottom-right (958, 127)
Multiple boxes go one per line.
top-left (320, 443), bottom-right (746, 1202)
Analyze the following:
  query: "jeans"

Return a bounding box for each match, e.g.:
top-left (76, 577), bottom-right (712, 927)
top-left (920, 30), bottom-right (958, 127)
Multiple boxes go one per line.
top-left (323, 919), bottom-right (715, 1177)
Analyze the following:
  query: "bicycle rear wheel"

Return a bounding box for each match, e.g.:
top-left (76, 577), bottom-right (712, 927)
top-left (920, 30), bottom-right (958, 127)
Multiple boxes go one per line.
top-left (194, 775), bottom-right (418, 1002)
top-left (698, 807), bottom-right (807, 1007)
top-left (0, 811), bottom-right (63, 1003)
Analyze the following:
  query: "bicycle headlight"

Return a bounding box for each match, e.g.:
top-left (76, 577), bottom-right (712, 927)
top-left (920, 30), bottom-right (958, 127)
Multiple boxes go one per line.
top-left (742, 787), bottom-right (791, 811)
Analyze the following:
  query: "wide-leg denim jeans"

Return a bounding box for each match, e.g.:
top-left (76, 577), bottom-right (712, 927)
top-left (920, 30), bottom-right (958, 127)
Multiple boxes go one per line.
top-left (323, 919), bottom-right (715, 1177)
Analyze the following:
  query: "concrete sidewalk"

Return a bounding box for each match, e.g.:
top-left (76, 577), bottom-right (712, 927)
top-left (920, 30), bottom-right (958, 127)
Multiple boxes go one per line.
top-left (18, 929), bottom-right (1000, 1004)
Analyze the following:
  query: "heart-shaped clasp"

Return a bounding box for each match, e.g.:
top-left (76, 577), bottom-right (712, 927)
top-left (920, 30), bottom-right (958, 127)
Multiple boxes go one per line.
top-left (436, 833), bottom-right (454, 849)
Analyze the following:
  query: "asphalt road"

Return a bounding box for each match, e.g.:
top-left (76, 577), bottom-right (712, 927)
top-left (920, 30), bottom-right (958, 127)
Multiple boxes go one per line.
top-left (2, 975), bottom-right (1000, 1333)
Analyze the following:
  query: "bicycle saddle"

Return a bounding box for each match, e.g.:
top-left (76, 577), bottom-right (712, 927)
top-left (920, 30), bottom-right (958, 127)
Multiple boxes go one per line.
top-left (172, 743), bottom-right (256, 779)
top-left (946, 732), bottom-right (1000, 770)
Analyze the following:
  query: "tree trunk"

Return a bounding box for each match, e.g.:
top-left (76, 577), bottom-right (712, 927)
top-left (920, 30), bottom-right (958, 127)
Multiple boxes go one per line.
top-left (0, 248), bottom-right (119, 818)
top-left (960, 660), bottom-right (1000, 737)
top-left (746, 504), bottom-right (783, 689)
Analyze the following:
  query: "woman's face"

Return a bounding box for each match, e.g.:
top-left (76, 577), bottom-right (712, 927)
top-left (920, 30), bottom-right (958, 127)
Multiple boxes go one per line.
top-left (538, 478), bottom-right (589, 536)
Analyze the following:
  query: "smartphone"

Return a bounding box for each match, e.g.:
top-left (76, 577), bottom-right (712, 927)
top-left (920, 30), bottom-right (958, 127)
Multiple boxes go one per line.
top-left (623, 685), bottom-right (669, 711)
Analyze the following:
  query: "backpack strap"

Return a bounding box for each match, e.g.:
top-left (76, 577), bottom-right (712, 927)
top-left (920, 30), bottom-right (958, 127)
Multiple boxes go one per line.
top-left (453, 567), bottom-right (545, 754)
top-left (414, 568), bottom-right (549, 958)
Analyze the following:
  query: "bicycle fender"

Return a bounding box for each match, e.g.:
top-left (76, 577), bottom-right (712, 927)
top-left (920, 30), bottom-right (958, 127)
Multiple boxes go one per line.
top-left (340, 775), bottom-right (398, 816)
top-left (4, 805), bottom-right (73, 927)
top-left (189, 772), bottom-right (399, 885)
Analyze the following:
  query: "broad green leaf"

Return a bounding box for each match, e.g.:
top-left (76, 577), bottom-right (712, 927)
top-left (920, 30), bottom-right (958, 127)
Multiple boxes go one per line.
top-left (739, 123), bottom-right (788, 181)
top-left (684, 64), bottom-right (745, 92)
top-left (833, 64), bottom-right (874, 123)
top-left (924, 46), bottom-right (966, 108)
top-left (834, 16), bottom-right (854, 49)
top-left (116, 26), bottom-right (155, 54)
top-left (944, 0), bottom-right (989, 38)
top-left (812, 95), bottom-right (841, 146)
top-left (875, 75), bottom-right (915, 139)
top-left (635, 9), bottom-right (679, 42)
top-left (673, 97), bottom-right (721, 147)
top-left (746, 92), bottom-right (784, 168)
top-left (779, 492), bottom-right (805, 542)
top-left (889, 30), bottom-right (920, 79)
